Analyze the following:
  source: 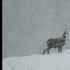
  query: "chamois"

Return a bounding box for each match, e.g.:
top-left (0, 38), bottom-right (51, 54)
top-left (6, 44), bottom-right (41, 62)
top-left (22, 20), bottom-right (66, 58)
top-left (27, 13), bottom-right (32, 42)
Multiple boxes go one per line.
top-left (43, 29), bottom-right (68, 54)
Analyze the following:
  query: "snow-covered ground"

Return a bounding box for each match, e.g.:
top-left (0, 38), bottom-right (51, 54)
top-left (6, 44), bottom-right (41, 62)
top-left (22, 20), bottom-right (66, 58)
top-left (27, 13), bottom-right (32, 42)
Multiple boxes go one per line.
top-left (3, 49), bottom-right (70, 70)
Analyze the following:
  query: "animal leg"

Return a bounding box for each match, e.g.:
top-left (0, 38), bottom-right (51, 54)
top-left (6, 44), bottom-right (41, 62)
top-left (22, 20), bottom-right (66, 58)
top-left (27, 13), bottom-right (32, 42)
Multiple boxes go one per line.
top-left (43, 48), bottom-right (49, 55)
top-left (60, 48), bottom-right (62, 53)
top-left (47, 49), bottom-right (49, 54)
top-left (58, 47), bottom-right (62, 53)
top-left (58, 48), bottom-right (60, 53)
top-left (43, 49), bottom-right (47, 55)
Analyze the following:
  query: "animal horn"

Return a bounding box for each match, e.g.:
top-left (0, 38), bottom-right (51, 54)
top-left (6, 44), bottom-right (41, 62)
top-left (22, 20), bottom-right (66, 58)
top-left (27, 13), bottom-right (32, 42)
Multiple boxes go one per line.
top-left (65, 28), bottom-right (67, 31)
top-left (65, 28), bottom-right (69, 35)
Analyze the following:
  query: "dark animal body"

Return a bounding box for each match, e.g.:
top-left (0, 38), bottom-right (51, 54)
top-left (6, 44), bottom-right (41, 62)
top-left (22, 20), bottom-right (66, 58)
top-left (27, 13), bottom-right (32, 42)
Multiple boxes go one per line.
top-left (43, 30), bottom-right (68, 54)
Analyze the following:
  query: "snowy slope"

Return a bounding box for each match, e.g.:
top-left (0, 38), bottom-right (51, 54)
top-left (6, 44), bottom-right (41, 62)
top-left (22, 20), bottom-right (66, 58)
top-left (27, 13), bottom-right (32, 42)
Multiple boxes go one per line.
top-left (3, 49), bottom-right (70, 70)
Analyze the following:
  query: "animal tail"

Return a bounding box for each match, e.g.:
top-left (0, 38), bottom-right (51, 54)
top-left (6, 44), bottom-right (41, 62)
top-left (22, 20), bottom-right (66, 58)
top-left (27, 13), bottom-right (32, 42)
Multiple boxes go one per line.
top-left (46, 41), bottom-right (50, 44)
top-left (46, 41), bottom-right (48, 43)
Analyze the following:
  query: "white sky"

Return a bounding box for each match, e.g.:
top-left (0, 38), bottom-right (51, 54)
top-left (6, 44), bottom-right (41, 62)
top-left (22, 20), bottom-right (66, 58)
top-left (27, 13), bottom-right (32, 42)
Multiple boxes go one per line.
top-left (3, 0), bottom-right (70, 58)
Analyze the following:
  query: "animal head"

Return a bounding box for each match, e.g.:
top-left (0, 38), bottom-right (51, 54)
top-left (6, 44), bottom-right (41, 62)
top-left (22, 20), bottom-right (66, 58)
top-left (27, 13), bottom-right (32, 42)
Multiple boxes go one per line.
top-left (63, 28), bottom-right (68, 37)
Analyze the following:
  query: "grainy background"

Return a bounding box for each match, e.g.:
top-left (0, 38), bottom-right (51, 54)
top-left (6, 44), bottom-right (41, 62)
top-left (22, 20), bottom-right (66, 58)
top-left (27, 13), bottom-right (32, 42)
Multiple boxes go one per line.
top-left (3, 0), bottom-right (70, 58)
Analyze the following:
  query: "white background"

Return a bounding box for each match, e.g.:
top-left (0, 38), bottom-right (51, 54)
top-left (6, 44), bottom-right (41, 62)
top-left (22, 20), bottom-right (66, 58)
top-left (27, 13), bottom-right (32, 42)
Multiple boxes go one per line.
top-left (3, 0), bottom-right (70, 58)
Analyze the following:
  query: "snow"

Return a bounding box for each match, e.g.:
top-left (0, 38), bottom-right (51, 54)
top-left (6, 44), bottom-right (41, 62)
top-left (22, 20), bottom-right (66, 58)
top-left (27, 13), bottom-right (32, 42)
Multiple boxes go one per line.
top-left (3, 0), bottom-right (70, 58)
top-left (3, 49), bottom-right (70, 70)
